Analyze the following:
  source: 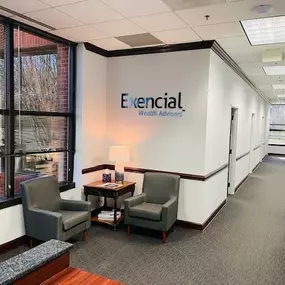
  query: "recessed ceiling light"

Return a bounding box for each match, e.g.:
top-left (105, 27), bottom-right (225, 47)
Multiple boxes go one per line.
top-left (263, 66), bottom-right (285, 75)
top-left (251, 5), bottom-right (273, 15)
top-left (272, 84), bottom-right (285, 89)
top-left (241, 15), bottom-right (285, 46)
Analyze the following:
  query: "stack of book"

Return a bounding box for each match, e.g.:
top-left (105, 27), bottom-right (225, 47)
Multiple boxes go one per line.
top-left (98, 210), bottom-right (121, 221)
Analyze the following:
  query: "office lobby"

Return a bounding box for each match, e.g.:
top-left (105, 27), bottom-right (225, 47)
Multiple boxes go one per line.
top-left (0, 0), bottom-right (285, 284)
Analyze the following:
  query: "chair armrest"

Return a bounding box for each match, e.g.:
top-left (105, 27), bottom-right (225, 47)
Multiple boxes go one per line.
top-left (124, 194), bottom-right (146, 219)
top-left (59, 199), bottom-right (91, 212)
top-left (125, 193), bottom-right (146, 208)
top-left (162, 197), bottom-right (178, 230)
top-left (27, 208), bottom-right (62, 240)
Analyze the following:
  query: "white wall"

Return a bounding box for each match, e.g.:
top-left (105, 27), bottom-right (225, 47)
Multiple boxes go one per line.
top-left (75, 44), bottom-right (107, 187)
top-left (106, 50), bottom-right (214, 223)
top-left (74, 44), bottom-right (108, 207)
top-left (106, 50), bottom-right (210, 175)
top-left (206, 51), bottom-right (269, 192)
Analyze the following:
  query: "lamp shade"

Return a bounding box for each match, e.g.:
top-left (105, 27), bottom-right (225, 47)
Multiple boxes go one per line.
top-left (109, 146), bottom-right (130, 163)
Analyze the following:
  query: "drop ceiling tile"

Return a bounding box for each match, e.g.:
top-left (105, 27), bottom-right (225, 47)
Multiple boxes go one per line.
top-left (131, 12), bottom-right (187, 32)
top-left (251, 74), bottom-right (285, 85)
top-left (239, 62), bottom-right (263, 70)
top-left (0, 0), bottom-right (49, 14)
top-left (227, 50), bottom-right (259, 63)
top-left (176, 3), bottom-right (235, 27)
top-left (91, 37), bottom-right (131, 50)
top-left (241, 66), bottom-right (265, 75)
top-left (26, 8), bottom-right (83, 29)
top-left (101, 0), bottom-right (170, 17)
top-left (56, 0), bottom-right (123, 24)
top-left (153, 28), bottom-right (201, 44)
top-left (40, 0), bottom-right (83, 7)
top-left (217, 36), bottom-right (250, 49)
top-left (229, 0), bottom-right (285, 20)
top-left (52, 25), bottom-right (109, 41)
top-left (193, 22), bottom-right (244, 40)
top-left (11, 15), bottom-right (51, 31)
top-left (93, 19), bottom-right (145, 37)
top-left (50, 30), bottom-right (76, 41)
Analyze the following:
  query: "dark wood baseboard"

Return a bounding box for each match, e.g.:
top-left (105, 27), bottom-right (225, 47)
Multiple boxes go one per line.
top-left (0, 235), bottom-right (26, 255)
top-left (176, 220), bottom-right (203, 230)
top-left (15, 252), bottom-right (70, 285)
top-left (176, 199), bottom-right (226, 231)
top-left (235, 175), bottom-right (248, 193)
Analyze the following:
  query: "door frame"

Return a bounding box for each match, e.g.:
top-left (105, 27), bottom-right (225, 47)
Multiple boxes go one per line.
top-left (260, 116), bottom-right (265, 161)
top-left (227, 107), bottom-right (238, 195)
top-left (249, 113), bottom-right (255, 173)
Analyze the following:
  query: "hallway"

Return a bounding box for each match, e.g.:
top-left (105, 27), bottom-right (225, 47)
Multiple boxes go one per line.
top-left (1, 156), bottom-right (285, 285)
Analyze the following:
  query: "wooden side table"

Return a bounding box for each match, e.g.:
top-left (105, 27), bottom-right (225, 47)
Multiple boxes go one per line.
top-left (83, 181), bottom-right (136, 231)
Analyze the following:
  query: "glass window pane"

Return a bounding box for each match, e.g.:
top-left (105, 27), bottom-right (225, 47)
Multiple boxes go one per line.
top-left (15, 116), bottom-right (68, 152)
top-left (270, 105), bottom-right (285, 145)
top-left (14, 152), bottom-right (67, 196)
top-left (0, 24), bottom-right (4, 109)
top-left (0, 114), bottom-right (4, 200)
top-left (14, 27), bottom-right (69, 113)
top-left (0, 157), bottom-right (5, 201)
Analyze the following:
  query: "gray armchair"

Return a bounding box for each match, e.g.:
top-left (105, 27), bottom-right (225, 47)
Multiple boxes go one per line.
top-left (21, 176), bottom-right (91, 247)
top-left (124, 172), bottom-right (180, 242)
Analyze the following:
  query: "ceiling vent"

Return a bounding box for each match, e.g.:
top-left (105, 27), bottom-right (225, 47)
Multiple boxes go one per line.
top-left (162, 0), bottom-right (226, 11)
top-left (0, 6), bottom-right (55, 30)
top-left (116, 33), bottom-right (163, 47)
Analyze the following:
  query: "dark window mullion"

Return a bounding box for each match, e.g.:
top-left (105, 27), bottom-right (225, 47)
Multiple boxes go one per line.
top-left (13, 110), bottom-right (72, 117)
top-left (67, 44), bottom-right (76, 183)
top-left (4, 23), bottom-right (14, 198)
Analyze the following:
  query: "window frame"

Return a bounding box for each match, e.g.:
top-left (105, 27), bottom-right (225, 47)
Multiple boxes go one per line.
top-left (0, 16), bottom-right (76, 208)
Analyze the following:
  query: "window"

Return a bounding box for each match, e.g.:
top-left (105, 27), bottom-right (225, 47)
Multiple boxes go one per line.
top-left (269, 105), bottom-right (285, 146)
top-left (0, 23), bottom-right (5, 201)
top-left (0, 20), bottom-right (75, 203)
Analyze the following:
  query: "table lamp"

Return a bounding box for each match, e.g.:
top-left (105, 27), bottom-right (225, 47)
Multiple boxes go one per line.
top-left (109, 146), bottom-right (130, 184)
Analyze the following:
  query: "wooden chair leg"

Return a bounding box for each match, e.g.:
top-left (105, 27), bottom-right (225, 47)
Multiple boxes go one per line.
top-left (83, 230), bottom-right (88, 241)
top-left (128, 225), bottom-right (131, 238)
top-left (29, 238), bottom-right (33, 249)
top-left (162, 232), bottom-right (166, 243)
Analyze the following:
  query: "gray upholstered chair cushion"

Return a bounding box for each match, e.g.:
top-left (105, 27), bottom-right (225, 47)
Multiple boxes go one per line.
top-left (129, 202), bottom-right (162, 221)
top-left (59, 210), bottom-right (89, 231)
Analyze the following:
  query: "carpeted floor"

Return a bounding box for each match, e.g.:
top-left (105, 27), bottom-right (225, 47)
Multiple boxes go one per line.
top-left (1, 155), bottom-right (285, 285)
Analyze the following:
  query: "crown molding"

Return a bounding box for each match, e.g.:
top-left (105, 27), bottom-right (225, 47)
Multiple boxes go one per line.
top-left (84, 40), bottom-right (270, 104)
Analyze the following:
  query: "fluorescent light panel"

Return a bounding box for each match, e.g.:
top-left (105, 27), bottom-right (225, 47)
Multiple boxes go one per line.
top-left (277, 94), bottom-right (285, 98)
top-left (272, 84), bottom-right (285, 89)
top-left (263, 66), bottom-right (285, 75)
top-left (241, 16), bottom-right (285, 45)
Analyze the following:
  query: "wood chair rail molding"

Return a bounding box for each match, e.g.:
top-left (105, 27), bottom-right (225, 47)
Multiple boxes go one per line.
top-left (82, 163), bottom-right (228, 181)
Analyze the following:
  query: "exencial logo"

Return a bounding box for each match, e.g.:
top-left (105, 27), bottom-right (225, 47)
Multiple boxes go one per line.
top-left (121, 92), bottom-right (185, 117)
